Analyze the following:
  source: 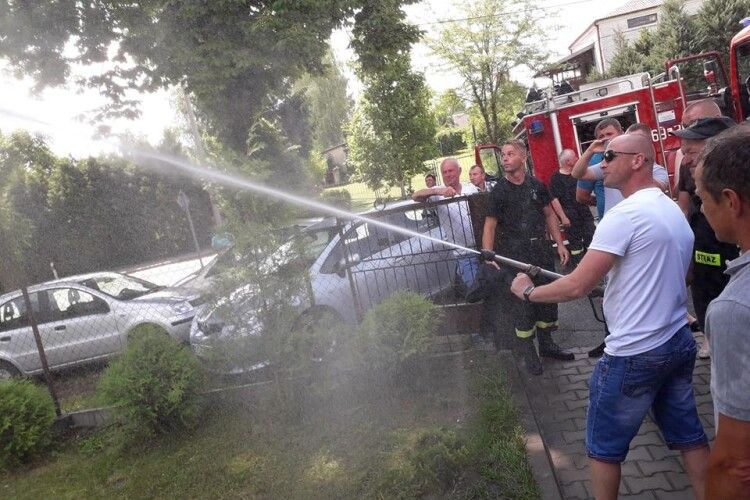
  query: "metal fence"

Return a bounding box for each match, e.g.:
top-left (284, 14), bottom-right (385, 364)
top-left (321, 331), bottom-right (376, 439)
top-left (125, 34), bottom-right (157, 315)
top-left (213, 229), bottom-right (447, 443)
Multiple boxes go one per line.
top-left (324, 152), bottom-right (476, 212)
top-left (0, 193), bottom-right (514, 411)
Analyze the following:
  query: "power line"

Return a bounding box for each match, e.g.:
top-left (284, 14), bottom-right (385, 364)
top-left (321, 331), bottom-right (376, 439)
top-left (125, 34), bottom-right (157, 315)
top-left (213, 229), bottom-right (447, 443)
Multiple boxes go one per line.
top-left (414, 0), bottom-right (601, 27)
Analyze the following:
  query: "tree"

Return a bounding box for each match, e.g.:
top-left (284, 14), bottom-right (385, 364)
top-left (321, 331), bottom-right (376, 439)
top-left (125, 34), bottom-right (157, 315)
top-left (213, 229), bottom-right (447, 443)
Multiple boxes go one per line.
top-left (0, 130), bottom-right (216, 288)
top-left (345, 100), bottom-right (398, 189)
top-left (432, 89), bottom-right (466, 129)
top-left (0, 2), bottom-right (361, 155)
top-left (349, 0), bottom-right (437, 193)
top-left (695, 0), bottom-right (750, 67)
top-left (297, 52), bottom-right (353, 151)
top-left (427, 0), bottom-right (549, 145)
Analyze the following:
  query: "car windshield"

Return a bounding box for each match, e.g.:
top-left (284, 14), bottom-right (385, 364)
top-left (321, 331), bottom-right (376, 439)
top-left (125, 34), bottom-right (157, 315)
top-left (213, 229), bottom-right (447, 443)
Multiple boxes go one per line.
top-left (78, 274), bottom-right (161, 300)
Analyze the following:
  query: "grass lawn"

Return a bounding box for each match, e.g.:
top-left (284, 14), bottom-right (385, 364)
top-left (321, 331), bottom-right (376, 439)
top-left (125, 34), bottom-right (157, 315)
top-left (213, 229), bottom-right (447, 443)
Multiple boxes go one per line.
top-left (1, 352), bottom-right (539, 499)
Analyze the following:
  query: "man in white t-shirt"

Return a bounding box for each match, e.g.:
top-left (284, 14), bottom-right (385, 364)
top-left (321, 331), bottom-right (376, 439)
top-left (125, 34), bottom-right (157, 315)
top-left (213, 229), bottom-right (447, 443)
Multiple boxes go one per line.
top-left (509, 134), bottom-right (709, 499)
top-left (572, 120), bottom-right (670, 216)
top-left (413, 158), bottom-right (479, 286)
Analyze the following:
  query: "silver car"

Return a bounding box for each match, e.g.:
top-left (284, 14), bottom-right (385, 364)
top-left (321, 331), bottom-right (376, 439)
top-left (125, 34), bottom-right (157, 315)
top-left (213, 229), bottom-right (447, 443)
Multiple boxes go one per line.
top-left (191, 199), bottom-right (464, 373)
top-left (0, 272), bottom-right (203, 378)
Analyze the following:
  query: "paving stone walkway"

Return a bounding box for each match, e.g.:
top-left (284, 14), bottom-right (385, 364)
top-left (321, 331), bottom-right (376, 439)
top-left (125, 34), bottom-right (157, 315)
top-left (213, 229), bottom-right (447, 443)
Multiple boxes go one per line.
top-left (512, 300), bottom-right (714, 500)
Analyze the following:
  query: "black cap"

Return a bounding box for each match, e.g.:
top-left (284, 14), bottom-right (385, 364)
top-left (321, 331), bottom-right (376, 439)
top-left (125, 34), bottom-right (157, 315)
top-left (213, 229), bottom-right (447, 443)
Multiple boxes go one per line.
top-left (671, 116), bottom-right (736, 139)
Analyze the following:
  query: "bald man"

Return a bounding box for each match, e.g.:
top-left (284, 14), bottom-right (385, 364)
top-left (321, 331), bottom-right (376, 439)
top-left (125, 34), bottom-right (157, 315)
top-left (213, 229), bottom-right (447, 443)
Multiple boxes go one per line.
top-left (510, 134), bottom-right (709, 500)
top-left (674, 99), bottom-right (722, 194)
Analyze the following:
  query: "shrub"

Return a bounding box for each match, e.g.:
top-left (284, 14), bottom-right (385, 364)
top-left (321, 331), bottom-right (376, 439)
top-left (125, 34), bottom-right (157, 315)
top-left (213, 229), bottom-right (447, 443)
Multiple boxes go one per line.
top-left (0, 379), bottom-right (56, 468)
top-left (435, 128), bottom-right (467, 156)
top-left (319, 188), bottom-right (352, 210)
top-left (98, 325), bottom-right (203, 441)
top-left (356, 292), bottom-right (439, 378)
top-left (374, 427), bottom-right (469, 497)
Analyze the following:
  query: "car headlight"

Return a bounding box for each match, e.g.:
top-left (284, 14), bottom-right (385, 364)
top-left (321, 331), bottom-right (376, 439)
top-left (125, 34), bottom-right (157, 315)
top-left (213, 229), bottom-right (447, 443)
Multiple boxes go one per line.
top-left (170, 301), bottom-right (193, 315)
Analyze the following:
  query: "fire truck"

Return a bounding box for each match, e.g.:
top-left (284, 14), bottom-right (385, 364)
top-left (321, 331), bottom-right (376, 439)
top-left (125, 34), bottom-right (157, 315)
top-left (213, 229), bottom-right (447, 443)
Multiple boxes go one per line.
top-left (475, 24), bottom-right (750, 192)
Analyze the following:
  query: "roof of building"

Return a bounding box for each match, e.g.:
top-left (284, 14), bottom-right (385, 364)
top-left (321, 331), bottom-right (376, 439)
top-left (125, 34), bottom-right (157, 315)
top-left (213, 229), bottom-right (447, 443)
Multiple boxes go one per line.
top-left (601, 0), bottom-right (662, 20)
top-left (568, 0), bottom-right (664, 51)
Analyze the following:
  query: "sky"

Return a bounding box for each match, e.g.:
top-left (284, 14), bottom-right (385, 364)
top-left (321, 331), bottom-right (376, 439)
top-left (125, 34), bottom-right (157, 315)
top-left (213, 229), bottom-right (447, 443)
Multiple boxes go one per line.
top-left (0, 0), bottom-right (628, 158)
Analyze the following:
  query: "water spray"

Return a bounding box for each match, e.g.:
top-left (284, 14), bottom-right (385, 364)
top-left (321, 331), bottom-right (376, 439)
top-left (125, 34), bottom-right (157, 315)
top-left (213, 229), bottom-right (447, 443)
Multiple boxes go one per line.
top-left (0, 106), bottom-right (599, 293)
top-left (130, 150), bottom-right (600, 291)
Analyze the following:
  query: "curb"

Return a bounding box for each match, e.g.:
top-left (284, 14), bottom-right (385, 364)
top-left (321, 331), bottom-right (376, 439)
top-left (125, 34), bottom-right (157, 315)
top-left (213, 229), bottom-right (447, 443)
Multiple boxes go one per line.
top-left (498, 349), bottom-right (563, 500)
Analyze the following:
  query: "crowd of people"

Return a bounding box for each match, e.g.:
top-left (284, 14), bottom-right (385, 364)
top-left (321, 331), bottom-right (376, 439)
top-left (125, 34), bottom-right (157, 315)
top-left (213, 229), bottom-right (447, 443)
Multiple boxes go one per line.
top-left (414, 104), bottom-right (749, 499)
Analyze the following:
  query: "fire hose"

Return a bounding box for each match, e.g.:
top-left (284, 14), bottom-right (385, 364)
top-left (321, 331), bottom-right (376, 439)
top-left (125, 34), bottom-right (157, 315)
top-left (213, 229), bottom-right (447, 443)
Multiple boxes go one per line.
top-left (470, 248), bottom-right (607, 326)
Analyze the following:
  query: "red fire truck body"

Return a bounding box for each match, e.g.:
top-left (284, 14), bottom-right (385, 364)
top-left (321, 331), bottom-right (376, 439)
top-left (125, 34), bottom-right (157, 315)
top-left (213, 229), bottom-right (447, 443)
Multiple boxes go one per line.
top-left (476, 75), bottom-right (686, 190)
top-left (475, 25), bottom-right (750, 192)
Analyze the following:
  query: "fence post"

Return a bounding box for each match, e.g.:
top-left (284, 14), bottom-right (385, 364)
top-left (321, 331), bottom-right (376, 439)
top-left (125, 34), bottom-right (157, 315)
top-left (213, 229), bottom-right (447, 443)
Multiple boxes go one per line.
top-left (20, 286), bottom-right (61, 416)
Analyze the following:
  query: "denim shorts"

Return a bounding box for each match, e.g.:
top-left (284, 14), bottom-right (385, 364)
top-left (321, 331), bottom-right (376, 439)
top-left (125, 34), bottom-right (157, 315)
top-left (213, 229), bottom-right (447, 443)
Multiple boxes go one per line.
top-left (586, 325), bottom-right (708, 463)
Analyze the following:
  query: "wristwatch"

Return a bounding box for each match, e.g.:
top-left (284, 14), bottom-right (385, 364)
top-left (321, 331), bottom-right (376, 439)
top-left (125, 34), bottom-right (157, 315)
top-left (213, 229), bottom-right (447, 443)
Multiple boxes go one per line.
top-left (522, 285), bottom-right (536, 302)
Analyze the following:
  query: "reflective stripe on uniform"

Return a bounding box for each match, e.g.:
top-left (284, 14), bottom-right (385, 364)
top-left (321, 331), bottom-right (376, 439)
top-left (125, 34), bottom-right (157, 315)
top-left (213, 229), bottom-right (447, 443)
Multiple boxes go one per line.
top-left (695, 250), bottom-right (721, 267)
top-left (516, 327), bottom-right (536, 339)
top-left (536, 320), bottom-right (558, 329)
top-left (570, 248), bottom-right (584, 256)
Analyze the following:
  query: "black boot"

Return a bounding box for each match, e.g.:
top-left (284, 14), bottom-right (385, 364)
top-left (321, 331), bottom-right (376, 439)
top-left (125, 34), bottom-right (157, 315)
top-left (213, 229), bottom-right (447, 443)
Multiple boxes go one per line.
top-left (538, 329), bottom-right (575, 361)
top-left (516, 337), bottom-right (543, 375)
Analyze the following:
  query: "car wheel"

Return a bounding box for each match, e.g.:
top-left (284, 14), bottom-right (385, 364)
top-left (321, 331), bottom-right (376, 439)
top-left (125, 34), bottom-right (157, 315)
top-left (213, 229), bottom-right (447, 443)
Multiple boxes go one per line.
top-left (291, 308), bottom-right (343, 363)
top-left (0, 360), bottom-right (21, 380)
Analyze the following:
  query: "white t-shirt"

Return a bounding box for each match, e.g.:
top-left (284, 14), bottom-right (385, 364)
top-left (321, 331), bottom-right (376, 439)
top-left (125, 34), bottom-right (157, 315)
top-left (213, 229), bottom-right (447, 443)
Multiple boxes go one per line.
top-left (590, 162), bottom-right (669, 215)
top-left (428, 182), bottom-right (479, 253)
top-left (589, 187), bottom-right (694, 356)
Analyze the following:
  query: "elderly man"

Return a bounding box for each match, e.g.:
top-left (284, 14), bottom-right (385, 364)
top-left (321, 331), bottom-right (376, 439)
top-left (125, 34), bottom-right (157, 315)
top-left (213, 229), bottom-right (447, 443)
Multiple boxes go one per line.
top-left (481, 140), bottom-right (572, 375)
top-left (672, 117), bottom-right (738, 359)
top-left (674, 99), bottom-right (722, 185)
top-left (413, 158), bottom-right (479, 286)
top-left (511, 133), bottom-right (709, 499)
top-left (468, 164), bottom-right (495, 192)
top-left (695, 126), bottom-right (750, 499)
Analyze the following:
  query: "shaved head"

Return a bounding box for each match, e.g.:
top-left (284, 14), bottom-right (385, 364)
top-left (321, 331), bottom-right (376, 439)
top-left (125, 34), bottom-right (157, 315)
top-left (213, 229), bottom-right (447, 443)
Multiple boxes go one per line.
top-left (611, 134), bottom-right (655, 167)
top-left (682, 100), bottom-right (721, 126)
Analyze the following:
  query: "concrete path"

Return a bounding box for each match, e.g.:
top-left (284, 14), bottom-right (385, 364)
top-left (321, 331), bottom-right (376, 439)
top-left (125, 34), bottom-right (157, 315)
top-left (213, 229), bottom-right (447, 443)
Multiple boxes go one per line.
top-left (512, 297), bottom-right (714, 499)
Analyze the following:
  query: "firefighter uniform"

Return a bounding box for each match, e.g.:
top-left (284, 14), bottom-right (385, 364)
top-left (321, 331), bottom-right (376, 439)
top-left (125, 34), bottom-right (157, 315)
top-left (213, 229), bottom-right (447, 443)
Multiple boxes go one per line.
top-left (679, 164), bottom-right (739, 328)
top-left (690, 210), bottom-right (739, 328)
top-left (486, 175), bottom-right (573, 369)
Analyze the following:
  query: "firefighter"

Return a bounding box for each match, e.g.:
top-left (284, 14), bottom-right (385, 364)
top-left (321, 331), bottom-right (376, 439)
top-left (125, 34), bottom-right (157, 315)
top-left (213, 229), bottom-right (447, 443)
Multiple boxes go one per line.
top-left (672, 117), bottom-right (739, 359)
top-left (480, 139), bottom-right (572, 375)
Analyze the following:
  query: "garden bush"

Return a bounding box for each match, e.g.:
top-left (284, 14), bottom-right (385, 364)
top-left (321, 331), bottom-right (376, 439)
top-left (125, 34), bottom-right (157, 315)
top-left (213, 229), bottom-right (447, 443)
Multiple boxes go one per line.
top-left (374, 427), bottom-right (469, 497)
top-left (0, 379), bottom-right (56, 468)
top-left (356, 292), bottom-right (439, 379)
top-left (319, 188), bottom-right (352, 210)
top-left (98, 325), bottom-right (203, 441)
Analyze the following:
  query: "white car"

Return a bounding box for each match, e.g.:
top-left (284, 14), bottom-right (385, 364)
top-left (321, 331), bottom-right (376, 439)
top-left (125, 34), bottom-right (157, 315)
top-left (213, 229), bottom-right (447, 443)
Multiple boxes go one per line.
top-left (0, 272), bottom-right (204, 378)
top-left (191, 199), bottom-right (466, 373)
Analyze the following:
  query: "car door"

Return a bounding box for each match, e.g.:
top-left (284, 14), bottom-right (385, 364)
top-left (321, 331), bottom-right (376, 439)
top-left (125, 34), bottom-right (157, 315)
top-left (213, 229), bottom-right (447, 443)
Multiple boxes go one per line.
top-left (39, 287), bottom-right (122, 368)
top-left (0, 292), bottom-right (45, 373)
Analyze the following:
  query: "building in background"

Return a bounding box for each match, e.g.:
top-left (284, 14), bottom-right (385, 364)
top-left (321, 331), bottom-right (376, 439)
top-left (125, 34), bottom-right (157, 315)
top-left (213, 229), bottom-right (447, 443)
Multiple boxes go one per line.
top-left (542, 0), bottom-right (704, 89)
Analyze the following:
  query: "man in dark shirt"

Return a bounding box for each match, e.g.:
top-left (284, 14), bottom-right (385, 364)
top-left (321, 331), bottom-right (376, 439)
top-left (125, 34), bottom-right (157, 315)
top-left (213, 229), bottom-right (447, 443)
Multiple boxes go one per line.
top-left (481, 140), bottom-right (572, 375)
top-left (672, 117), bottom-right (739, 359)
top-left (550, 149), bottom-right (596, 269)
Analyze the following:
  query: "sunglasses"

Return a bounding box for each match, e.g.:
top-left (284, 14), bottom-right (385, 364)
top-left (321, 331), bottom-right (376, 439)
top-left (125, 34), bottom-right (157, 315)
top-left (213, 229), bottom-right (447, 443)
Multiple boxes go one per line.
top-left (603, 150), bottom-right (639, 162)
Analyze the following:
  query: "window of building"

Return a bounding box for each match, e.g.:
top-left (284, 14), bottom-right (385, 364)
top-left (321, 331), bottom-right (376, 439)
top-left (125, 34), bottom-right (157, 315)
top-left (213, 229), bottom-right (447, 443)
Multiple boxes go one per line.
top-left (627, 13), bottom-right (658, 29)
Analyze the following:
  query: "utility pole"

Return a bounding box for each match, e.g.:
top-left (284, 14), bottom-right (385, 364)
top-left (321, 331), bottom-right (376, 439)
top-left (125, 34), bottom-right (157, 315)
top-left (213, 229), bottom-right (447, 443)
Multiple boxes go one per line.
top-left (181, 90), bottom-right (223, 228)
top-left (177, 190), bottom-right (205, 269)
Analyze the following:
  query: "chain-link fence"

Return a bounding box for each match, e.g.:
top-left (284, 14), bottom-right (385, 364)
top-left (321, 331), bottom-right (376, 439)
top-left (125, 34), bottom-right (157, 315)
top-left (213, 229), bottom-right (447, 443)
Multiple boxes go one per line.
top-left (0, 191), bottom-right (518, 410)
